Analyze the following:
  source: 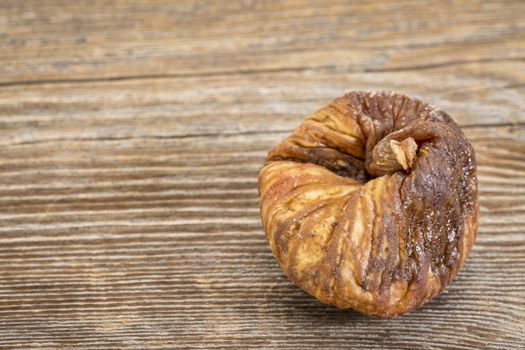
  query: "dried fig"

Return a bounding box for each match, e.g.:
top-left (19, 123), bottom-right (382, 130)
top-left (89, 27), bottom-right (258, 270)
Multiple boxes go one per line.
top-left (258, 91), bottom-right (478, 317)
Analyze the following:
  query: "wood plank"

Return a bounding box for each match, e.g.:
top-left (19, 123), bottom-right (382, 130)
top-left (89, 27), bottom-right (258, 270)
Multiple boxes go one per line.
top-left (0, 61), bottom-right (524, 150)
top-left (0, 124), bottom-right (523, 349)
top-left (0, 0), bottom-right (524, 84)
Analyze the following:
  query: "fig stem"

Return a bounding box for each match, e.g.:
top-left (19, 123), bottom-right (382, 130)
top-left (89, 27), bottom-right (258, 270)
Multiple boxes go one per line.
top-left (390, 138), bottom-right (418, 170)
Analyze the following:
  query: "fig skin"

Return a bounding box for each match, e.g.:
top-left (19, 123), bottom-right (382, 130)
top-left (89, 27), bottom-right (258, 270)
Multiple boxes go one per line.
top-left (258, 91), bottom-right (479, 318)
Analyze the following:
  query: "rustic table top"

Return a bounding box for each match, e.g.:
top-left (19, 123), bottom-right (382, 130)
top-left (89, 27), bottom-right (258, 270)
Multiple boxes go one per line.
top-left (1, 1), bottom-right (524, 349)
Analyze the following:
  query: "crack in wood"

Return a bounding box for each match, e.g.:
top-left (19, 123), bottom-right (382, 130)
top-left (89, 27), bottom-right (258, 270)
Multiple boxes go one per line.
top-left (0, 57), bottom-right (523, 88)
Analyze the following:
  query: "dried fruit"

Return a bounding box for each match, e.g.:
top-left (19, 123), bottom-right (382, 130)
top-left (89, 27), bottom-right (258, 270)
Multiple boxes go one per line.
top-left (258, 91), bottom-right (479, 317)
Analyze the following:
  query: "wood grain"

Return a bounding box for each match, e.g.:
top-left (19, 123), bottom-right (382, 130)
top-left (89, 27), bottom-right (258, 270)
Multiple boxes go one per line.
top-left (0, 0), bottom-right (524, 349)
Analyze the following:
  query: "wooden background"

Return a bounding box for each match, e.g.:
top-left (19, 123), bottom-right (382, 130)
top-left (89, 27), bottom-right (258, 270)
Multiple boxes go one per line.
top-left (0, 1), bottom-right (524, 349)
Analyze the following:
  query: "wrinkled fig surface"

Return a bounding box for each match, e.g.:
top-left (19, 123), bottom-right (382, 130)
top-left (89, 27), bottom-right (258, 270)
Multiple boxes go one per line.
top-left (258, 91), bottom-right (479, 317)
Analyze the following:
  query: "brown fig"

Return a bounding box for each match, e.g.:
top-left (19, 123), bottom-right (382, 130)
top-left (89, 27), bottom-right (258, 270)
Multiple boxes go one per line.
top-left (258, 91), bottom-right (478, 317)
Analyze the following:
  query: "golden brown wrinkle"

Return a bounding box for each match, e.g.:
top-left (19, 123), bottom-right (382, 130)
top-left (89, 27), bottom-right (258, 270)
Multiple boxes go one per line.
top-left (258, 91), bottom-right (479, 318)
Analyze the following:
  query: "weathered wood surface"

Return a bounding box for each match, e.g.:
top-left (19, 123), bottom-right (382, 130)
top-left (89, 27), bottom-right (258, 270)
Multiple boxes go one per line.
top-left (0, 1), bottom-right (524, 349)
